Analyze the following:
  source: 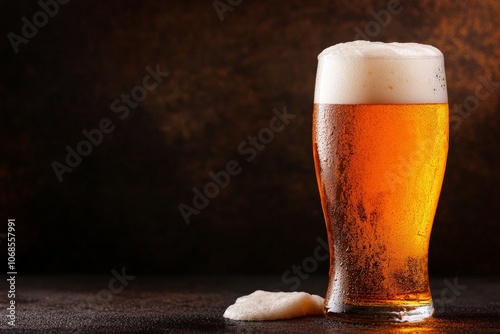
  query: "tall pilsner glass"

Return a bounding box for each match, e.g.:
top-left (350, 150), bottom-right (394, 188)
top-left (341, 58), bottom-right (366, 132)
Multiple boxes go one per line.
top-left (312, 41), bottom-right (448, 322)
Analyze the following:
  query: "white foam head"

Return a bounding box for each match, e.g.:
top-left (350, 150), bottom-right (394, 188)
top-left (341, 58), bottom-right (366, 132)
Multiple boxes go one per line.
top-left (314, 41), bottom-right (448, 104)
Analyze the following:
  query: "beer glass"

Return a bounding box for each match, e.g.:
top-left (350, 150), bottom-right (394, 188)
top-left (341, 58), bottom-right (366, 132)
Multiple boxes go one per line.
top-left (312, 41), bottom-right (448, 322)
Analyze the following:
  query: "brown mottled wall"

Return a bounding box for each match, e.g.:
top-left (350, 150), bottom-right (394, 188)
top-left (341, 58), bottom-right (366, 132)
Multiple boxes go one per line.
top-left (1, 0), bottom-right (499, 276)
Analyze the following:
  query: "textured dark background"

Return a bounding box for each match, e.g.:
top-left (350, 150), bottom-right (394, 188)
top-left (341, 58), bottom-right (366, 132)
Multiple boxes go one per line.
top-left (1, 0), bottom-right (499, 276)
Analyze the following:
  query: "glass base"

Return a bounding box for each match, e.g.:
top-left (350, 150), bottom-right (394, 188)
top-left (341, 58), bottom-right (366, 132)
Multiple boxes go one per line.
top-left (325, 303), bottom-right (434, 323)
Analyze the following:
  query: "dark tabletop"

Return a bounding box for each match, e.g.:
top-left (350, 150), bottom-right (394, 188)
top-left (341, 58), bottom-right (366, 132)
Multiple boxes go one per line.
top-left (1, 275), bottom-right (499, 333)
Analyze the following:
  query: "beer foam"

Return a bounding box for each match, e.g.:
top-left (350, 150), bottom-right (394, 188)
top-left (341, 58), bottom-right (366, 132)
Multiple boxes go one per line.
top-left (314, 41), bottom-right (448, 104)
top-left (223, 290), bottom-right (324, 321)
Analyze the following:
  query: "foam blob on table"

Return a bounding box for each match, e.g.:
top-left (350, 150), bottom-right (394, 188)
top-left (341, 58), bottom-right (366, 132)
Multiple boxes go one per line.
top-left (223, 290), bottom-right (324, 321)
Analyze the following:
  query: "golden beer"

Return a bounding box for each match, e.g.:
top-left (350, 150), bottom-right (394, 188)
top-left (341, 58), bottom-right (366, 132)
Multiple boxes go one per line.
top-left (313, 42), bottom-right (449, 322)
